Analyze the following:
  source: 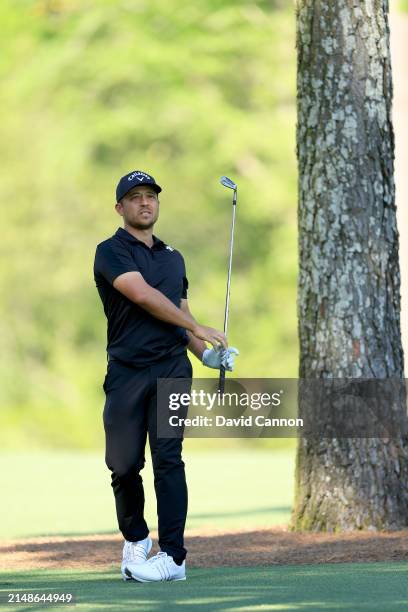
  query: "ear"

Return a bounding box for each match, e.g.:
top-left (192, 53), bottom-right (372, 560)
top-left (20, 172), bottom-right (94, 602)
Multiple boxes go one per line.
top-left (115, 201), bottom-right (123, 216)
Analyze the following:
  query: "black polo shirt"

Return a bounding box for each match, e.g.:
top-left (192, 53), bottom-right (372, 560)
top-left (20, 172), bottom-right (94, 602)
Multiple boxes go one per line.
top-left (94, 227), bottom-right (189, 366)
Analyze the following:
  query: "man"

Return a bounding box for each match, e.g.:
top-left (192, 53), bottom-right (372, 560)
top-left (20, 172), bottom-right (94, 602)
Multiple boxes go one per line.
top-left (93, 170), bottom-right (239, 583)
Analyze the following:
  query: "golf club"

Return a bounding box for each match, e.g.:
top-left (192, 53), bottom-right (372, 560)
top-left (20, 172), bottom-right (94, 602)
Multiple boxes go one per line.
top-left (218, 176), bottom-right (237, 394)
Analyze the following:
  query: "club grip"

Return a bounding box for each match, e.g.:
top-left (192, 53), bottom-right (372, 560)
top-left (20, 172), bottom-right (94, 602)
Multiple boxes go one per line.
top-left (218, 363), bottom-right (226, 394)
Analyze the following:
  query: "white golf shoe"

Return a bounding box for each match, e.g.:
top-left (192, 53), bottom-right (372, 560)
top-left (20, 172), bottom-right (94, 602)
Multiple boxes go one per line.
top-left (121, 536), bottom-right (152, 581)
top-left (125, 551), bottom-right (186, 582)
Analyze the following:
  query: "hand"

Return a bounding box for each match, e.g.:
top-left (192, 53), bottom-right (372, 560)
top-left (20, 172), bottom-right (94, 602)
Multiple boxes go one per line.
top-left (202, 347), bottom-right (240, 371)
top-left (192, 324), bottom-right (228, 350)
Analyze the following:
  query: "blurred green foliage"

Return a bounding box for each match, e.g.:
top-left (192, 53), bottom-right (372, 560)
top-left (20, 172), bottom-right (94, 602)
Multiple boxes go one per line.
top-left (0, 0), bottom-right (297, 448)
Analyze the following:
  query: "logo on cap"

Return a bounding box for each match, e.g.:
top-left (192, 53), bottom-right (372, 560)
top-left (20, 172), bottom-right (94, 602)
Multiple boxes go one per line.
top-left (128, 171), bottom-right (151, 182)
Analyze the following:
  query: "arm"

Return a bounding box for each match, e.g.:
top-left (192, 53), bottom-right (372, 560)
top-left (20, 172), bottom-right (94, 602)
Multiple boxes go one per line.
top-left (180, 298), bottom-right (207, 360)
top-left (113, 271), bottom-right (227, 349)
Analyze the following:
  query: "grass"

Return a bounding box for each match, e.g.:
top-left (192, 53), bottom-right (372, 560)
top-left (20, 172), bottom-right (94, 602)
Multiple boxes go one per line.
top-left (0, 449), bottom-right (295, 539)
top-left (2, 450), bottom-right (407, 611)
top-left (0, 563), bottom-right (407, 611)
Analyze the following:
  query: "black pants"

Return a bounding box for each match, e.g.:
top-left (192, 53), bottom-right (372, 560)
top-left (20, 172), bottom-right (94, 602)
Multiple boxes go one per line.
top-left (102, 351), bottom-right (192, 562)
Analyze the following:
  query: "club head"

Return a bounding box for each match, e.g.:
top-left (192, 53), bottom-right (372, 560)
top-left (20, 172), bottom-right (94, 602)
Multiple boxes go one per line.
top-left (220, 176), bottom-right (237, 190)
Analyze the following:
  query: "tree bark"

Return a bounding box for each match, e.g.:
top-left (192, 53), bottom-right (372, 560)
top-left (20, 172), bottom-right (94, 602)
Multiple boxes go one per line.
top-left (293, 0), bottom-right (408, 530)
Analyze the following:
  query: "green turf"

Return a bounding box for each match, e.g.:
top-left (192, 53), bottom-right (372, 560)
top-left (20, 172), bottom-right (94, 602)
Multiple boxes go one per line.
top-left (0, 563), bottom-right (407, 611)
top-left (0, 450), bottom-right (294, 539)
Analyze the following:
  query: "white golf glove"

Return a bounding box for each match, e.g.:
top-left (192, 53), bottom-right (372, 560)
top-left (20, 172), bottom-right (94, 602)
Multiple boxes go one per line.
top-left (202, 347), bottom-right (239, 371)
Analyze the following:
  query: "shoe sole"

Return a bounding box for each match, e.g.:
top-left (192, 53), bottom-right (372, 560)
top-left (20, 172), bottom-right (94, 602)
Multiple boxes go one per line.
top-left (124, 568), bottom-right (186, 582)
top-left (121, 537), bottom-right (153, 581)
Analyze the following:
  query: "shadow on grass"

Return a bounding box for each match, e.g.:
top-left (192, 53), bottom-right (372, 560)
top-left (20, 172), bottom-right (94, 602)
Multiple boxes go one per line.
top-left (188, 505), bottom-right (292, 520)
top-left (0, 564), bottom-right (407, 611)
top-left (10, 506), bottom-right (293, 540)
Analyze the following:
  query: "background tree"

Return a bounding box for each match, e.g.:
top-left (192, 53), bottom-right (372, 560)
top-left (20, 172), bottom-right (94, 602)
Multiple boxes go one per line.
top-left (293, 0), bottom-right (408, 530)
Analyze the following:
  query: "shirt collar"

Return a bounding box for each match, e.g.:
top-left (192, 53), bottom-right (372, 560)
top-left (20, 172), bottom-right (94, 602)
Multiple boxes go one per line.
top-left (115, 227), bottom-right (166, 250)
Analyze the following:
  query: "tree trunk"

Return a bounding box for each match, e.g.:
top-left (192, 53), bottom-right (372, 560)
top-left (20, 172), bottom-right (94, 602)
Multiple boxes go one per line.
top-left (293, 0), bottom-right (408, 530)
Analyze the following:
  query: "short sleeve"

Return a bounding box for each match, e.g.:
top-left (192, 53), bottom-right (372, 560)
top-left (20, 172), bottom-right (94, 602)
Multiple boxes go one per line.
top-left (94, 241), bottom-right (140, 286)
top-left (181, 256), bottom-right (188, 299)
top-left (182, 275), bottom-right (189, 299)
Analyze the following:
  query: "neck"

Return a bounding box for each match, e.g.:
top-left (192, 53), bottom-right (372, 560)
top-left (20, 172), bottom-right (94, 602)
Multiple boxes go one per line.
top-left (123, 224), bottom-right (154, 247)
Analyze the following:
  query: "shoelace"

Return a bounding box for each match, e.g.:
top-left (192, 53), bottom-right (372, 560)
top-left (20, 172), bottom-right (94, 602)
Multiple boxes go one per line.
top-left (146, 551), bottom-right (168, 564)
top-left (124, 540), bottom-right (148, 563)
top-left (146, 552), bottom-right (172, 580)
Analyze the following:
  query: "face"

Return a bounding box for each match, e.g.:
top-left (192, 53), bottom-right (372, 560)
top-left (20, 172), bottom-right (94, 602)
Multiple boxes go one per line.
top-left (115, 185), bottom-right (159, 229)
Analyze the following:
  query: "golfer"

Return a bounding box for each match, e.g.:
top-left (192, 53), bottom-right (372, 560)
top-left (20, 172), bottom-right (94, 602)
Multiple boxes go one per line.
top-left (93, 170), bottom-right (239, 582)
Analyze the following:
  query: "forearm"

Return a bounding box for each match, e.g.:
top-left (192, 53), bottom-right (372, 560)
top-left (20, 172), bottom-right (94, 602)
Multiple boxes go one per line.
top-left (138, 286), bottom-right (198, 332)
top-left (113, 273), bottom-right (227, 348)
top-left (186, 331), bottom-right (207, 361)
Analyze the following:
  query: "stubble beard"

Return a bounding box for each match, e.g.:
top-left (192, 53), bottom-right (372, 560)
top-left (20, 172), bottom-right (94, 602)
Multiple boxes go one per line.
top-left (127, 219), bottom-right (154, 230)
top-left (125, 211), bottom-right (158, 231)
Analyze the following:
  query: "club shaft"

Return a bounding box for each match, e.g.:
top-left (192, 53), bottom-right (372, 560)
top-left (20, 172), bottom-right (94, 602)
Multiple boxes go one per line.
top-left (218, 188), bottom-right (237, 394)
top-left (223, 189), bottom-right (237, 336)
